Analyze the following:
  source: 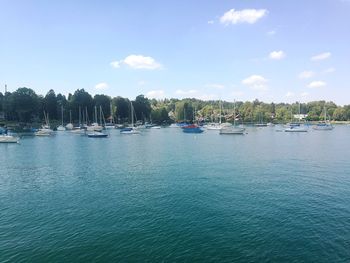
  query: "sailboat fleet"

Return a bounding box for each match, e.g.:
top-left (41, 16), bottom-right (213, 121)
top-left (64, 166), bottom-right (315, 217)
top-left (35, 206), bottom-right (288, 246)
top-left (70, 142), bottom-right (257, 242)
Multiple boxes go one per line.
top-left (0, 99), bottom-right (342, 144)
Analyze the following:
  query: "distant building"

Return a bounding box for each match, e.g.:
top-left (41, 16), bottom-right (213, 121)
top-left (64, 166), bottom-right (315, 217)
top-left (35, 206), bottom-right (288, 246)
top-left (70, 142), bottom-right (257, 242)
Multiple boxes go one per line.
top-left (293, 114), bottom-right (308, 120)
top-left (0, 111), bottom-right (4, 120)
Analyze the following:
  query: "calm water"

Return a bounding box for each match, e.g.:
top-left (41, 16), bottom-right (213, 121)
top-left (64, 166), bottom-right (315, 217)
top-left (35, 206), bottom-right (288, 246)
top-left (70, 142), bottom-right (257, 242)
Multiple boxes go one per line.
top-left (1, 126), bottom-right (350, 262)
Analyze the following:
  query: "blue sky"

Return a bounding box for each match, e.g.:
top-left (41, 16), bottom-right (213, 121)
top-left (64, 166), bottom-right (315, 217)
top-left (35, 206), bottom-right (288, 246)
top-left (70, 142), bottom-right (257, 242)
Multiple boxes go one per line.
top-left (0, 0), bottom-right (349, 104)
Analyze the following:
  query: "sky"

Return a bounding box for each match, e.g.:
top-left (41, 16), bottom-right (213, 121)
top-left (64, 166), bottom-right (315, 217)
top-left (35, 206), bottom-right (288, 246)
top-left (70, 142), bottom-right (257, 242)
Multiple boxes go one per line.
top-left (0, 0), bottom-right (349, 104)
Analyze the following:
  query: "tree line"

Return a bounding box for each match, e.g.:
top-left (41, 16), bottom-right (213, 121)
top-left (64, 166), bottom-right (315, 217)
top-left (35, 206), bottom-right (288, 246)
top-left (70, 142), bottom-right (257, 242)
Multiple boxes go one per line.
top-left (0, 87), bottom-right (350, 126)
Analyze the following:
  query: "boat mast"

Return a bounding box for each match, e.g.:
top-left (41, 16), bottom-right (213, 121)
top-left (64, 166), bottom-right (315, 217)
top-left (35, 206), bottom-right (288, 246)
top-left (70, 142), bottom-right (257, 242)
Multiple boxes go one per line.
top-left (219, 100), bottom-right (222, 124)
top-left (233, 100), bottom-right (236, 126)
top-left (110, 102), bottom-right (113, 124)
top-left (131, 101), bottom-right (134, 127)
top-left (61, 105), bottom-right (64, 126)
top-left (79, 106), bottom-right (81, 127)
top-left (94, 106), bottom-right (98, 124)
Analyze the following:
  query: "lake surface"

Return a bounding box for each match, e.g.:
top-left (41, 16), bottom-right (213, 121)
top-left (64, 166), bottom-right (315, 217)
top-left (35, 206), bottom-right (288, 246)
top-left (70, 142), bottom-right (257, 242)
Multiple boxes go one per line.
top-left (1, 126), bottom-right (350, 262)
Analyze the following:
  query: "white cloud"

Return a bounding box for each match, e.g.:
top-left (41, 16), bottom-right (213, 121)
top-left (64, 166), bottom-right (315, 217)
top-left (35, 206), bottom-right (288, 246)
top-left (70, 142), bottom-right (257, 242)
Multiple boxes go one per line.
top-left (175, 89), bottom-right (198, 96)
top-left (198, 94), bottom-right (219, 101)
top-left (298, 70), bottom-right (314, 79)
top-left (324, 67), bottom-right (336, 73)
top-left (110, 54), bottom-right (162, 70)
top-left (220, 8), bottom-right (267, 25)
top-left (207, 20), bottom-right (214, 24)
top-left (231, 91), bottom-right (244, 97)
top-left (267, 30), bottom-right (276, 36)
top-left (242, 75), bottom-right (268, 91)
top-left (311, 52), bottom-right (331, 61)
top-left (146, 90), bottom-right (165, 99)
top-left (285, 91), bottom-right (295, 97)
top-left (174, 89), bottom-right (218, 100)
top-left (269, 50), bottom-right (286, 60)
top-left (95, 82), bottom-right (109, 90)
top-left (205, 83), bottom-right (225, 89)
top-left (301, 92), bottom-right (309, 97)
top-left (138, 80), bottom-right (147, 86)
top-left (110, 61), bottom-right (120, 68)
top-left (308, 81), bottom-right (326, 88)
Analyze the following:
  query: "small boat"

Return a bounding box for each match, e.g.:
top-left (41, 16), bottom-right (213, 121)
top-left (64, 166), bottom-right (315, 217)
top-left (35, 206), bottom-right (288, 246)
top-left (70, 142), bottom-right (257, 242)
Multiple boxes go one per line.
top-left (36, 111), bottom-right (54, 136)
top-left (284, 103), bottom-right (308, 132)
top-left (220, 126), bottom-right (245, 135)
top-left (206, 123), bottom-right (222, 130)
top-left (57, 106), bottom-right (66, 131)
top-left (313, 106), bottom-right (334, 130)
top-left (219, 100), bottom-right (245, 135)
top-left (313, 122), bottom-right (334, 130)
top-left (86, 123), bottom-right (103, 132)
top-left (35, 128), bottom-right (54, 136)
top-left (71, 128), bottom-right (86, 134)
top-left (151, 126), bottom-right (161, 129)
top-left (0, 134), bottom-right (19, 143)
top-left (284, 124), bottom-right (308, 132)
top-left (87, 131), bottom-right (108, 138)
top-left (182, 124), bottom-right (204, 133)
top-left (57, 125), bottom-right (66, 131)
top-left (120, 127), bottom-right (140, 134)
top-left (120, 102), bottom-right (140, 134)
top-left (255, 123), bottom-right (267, 127)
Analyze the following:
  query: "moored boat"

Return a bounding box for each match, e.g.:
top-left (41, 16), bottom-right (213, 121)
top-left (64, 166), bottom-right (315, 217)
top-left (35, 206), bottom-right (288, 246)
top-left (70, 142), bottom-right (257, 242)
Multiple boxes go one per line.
top-left (220, 126), bottom-right (245, 135)
top-left (0, 134), bottom-right (19, 143)
top-left (284, 124), bottom-right (308, 132)
top-left (313, 106), bottom-right (334, 130)
top-left (87, 131), bottom-right (108, 138)
top-left (120, 127), bottom-right (140, 134)
top-left (182, 124), bottom-right (204, 133)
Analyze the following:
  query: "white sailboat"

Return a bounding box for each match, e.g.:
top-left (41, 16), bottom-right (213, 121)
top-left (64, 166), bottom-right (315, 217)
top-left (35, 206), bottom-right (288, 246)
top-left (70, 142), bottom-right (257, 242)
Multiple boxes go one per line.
top-left (207, 101), bottom-right (223, 130)
top-left (87, 106), bottom-right (108, 137)
top-left (220, 100), bottom-right (245, 135)
top-left (313, 105), bottom-right (334, 130)
top-left (284, 103), bottom-right (308, 132)
top-left (35, 111), bottom-right (54, 136)
top-left (57, 105), bottom-right (66, 131)
top-left (120, 101), bottom-right (140, 134)
top-left (65, 110), bottom-right (74, 130)
top-left (87, 106), bottom-right (103, 132)
top-left (0, 134), bottom-right (19, 143)
top-left (105, 102), bottom-right (115, 129)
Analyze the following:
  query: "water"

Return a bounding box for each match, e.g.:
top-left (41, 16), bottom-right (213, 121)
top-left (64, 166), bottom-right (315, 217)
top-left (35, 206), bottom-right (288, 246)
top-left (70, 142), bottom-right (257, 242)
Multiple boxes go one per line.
top-left (1, 126), bottom-right (350, 262)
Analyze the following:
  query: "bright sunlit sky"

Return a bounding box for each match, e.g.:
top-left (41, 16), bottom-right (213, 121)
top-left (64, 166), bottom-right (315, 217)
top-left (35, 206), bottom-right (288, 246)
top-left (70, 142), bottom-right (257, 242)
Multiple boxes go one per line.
top-left (0, 0), bottom-right (349, 104)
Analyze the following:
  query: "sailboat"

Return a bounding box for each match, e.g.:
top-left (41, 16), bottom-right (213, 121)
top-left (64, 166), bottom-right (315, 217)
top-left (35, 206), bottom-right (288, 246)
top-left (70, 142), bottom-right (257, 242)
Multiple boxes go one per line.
top-left (35, 111), bottom-right (54, 136)
top-left (105, 103), bottom-right (115, 129)
top-left (87, 106), bottom-right (103, 132)
top-left (207, 101), bottom-right (223, 130)
top-left (255, 112), bottom-right (267, 127)
top-left (65, 110), bottom-right (74, 130)
top-left (0, 133), bottom-right (19, 143)
top-left (87, 106), bottom-right (108, 137)
top-left (0, 127), bottom-right (19, 143)
top-left (220, 100), bottom-right (245, 135)
top-left (57, 105), bottom-right (66, 131)
top-left (313, 105), bottom-right (334, 130)
top-left (284, 103), bottom-right (308, 132)
top-left (120, 101), bottom-right (140, 134)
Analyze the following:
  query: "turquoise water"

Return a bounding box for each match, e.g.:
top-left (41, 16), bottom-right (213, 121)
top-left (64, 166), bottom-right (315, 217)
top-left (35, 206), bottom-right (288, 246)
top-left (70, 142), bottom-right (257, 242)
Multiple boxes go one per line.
top-left (1, 126), bottom-right (350, 262)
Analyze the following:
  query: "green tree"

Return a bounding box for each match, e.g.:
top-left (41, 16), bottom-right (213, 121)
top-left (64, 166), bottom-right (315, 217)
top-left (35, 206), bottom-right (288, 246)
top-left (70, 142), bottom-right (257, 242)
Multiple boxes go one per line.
top-left (9, 87), bottom-right (40, 122)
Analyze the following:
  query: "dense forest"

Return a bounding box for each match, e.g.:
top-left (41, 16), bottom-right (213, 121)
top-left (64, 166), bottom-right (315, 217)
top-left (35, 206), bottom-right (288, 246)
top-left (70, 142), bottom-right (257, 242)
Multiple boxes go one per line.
top-left (1, 87), bottom-right (350, 126)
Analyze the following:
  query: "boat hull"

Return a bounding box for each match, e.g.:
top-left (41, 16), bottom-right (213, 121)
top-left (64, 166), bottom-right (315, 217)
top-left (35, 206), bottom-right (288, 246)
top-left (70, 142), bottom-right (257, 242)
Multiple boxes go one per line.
top-left (87, 132), bottom-right (108, 138)
top-left (219, 127), bottom-right (245, 135)
top-left (0, 135), bottom-right (19, 143)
